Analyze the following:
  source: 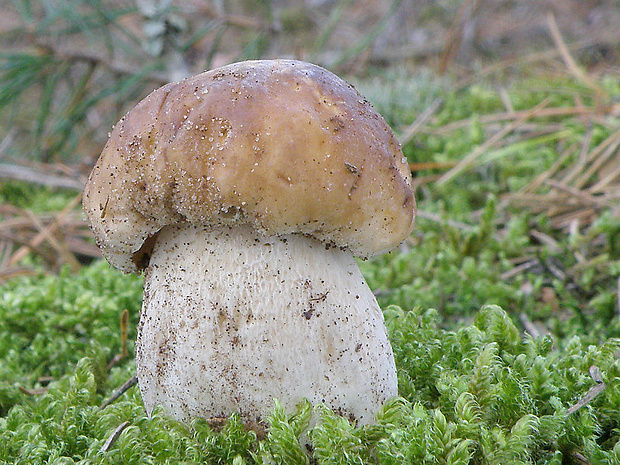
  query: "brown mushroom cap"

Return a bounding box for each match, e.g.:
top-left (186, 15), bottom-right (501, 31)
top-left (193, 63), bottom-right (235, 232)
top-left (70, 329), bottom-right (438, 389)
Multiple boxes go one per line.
top-left (83, 59), bottom-right (415, 273)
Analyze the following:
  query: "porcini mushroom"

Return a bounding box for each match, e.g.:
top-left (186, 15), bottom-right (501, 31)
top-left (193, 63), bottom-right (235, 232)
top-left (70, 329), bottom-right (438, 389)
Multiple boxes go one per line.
top-left (83, 59), bottom-right (415, 430)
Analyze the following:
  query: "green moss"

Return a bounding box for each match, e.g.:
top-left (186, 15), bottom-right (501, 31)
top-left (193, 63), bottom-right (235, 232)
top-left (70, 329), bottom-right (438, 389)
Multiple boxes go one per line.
top-left (1, 297), bottom-right (618, 463)
top-left (0, 261), bottom-right (142, 415)
top-left (0, 181), bottom-right (78, 212)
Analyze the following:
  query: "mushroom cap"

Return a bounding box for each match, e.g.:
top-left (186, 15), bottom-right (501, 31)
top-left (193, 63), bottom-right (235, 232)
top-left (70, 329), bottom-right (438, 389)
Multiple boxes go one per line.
top-left (83, 59), bottom-right (415, 273)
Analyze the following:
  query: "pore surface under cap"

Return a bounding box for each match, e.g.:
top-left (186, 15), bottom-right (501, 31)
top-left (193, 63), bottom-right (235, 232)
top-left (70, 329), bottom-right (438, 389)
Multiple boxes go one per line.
top-left (83, 59), bottom-right (415, 273)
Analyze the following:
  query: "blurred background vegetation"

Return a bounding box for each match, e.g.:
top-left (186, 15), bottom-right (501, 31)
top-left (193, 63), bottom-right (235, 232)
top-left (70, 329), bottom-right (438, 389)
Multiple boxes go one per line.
top-left (1, 0), bottom-right (618, 167)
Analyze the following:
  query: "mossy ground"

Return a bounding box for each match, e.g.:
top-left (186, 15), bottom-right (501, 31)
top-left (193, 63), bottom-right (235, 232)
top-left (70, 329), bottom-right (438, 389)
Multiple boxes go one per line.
top-left (1, 71), bottom-right (620, 464)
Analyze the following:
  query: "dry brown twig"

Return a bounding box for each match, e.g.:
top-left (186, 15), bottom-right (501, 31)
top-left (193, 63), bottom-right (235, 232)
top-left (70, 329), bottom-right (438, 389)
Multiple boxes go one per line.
top-left (567, 366), bottom-right (606, 415)
top-left (99, 376), bottom-right (138, 411)
top-left (100, 421), bottom-right (130, 453)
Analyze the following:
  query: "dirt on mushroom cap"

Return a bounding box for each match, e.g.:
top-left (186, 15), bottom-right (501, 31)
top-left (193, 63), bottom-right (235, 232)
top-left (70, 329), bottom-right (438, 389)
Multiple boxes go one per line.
top-left (83, 59), bottom-right (416, 273)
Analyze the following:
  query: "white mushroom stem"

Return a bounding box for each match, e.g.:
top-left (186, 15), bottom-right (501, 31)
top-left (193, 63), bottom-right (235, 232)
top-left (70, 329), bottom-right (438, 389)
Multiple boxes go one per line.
top-left (136, 223), bottom-right (397, 428)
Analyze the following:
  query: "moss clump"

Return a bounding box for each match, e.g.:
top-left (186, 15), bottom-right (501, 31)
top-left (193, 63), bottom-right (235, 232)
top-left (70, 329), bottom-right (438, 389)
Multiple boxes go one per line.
top-left (0, 266), bottom-right (618, 464)
top-left (0, 261), bottom-right (142, 416)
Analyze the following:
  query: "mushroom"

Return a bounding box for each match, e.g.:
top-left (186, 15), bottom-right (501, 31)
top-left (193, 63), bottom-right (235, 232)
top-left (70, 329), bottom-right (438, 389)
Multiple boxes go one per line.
top-left (83, 59), bottom-right (415, 430)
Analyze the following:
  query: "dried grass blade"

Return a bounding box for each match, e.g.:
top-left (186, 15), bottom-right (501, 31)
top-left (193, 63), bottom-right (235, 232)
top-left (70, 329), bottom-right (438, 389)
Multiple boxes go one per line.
top-left (433, 105), bottom-right (593, 135)
top-left (544, 180), bottom-right (606, 207)
top-left (24, 210), bottom-right (81, 272)
top-left (0, 229), bottom-right (51, 260)
top-left (8, 193), bottom-right (82, 266)
top-left (520, 143), bottom-right (576, 194)
top-left (399, 98), bottom-right (443, 146)
top-left (64, 237), bottom-right (101, 258)
top-left (0, 163), bottom-right (84, 190)
top-left (551, 209), bottom-right (597, 229)
top-left (588, 158), bottom-right (620, 194)
top-left (573, 130), bottom-right (620, 190)
top-left (409, 161), bottom-right (456, 172)
top-left (546, 13), bottom-right (605, 99)
top-left (0, 267), bottom-right (38, 282)
top-left (437, 97), bottom-right (551, 185)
